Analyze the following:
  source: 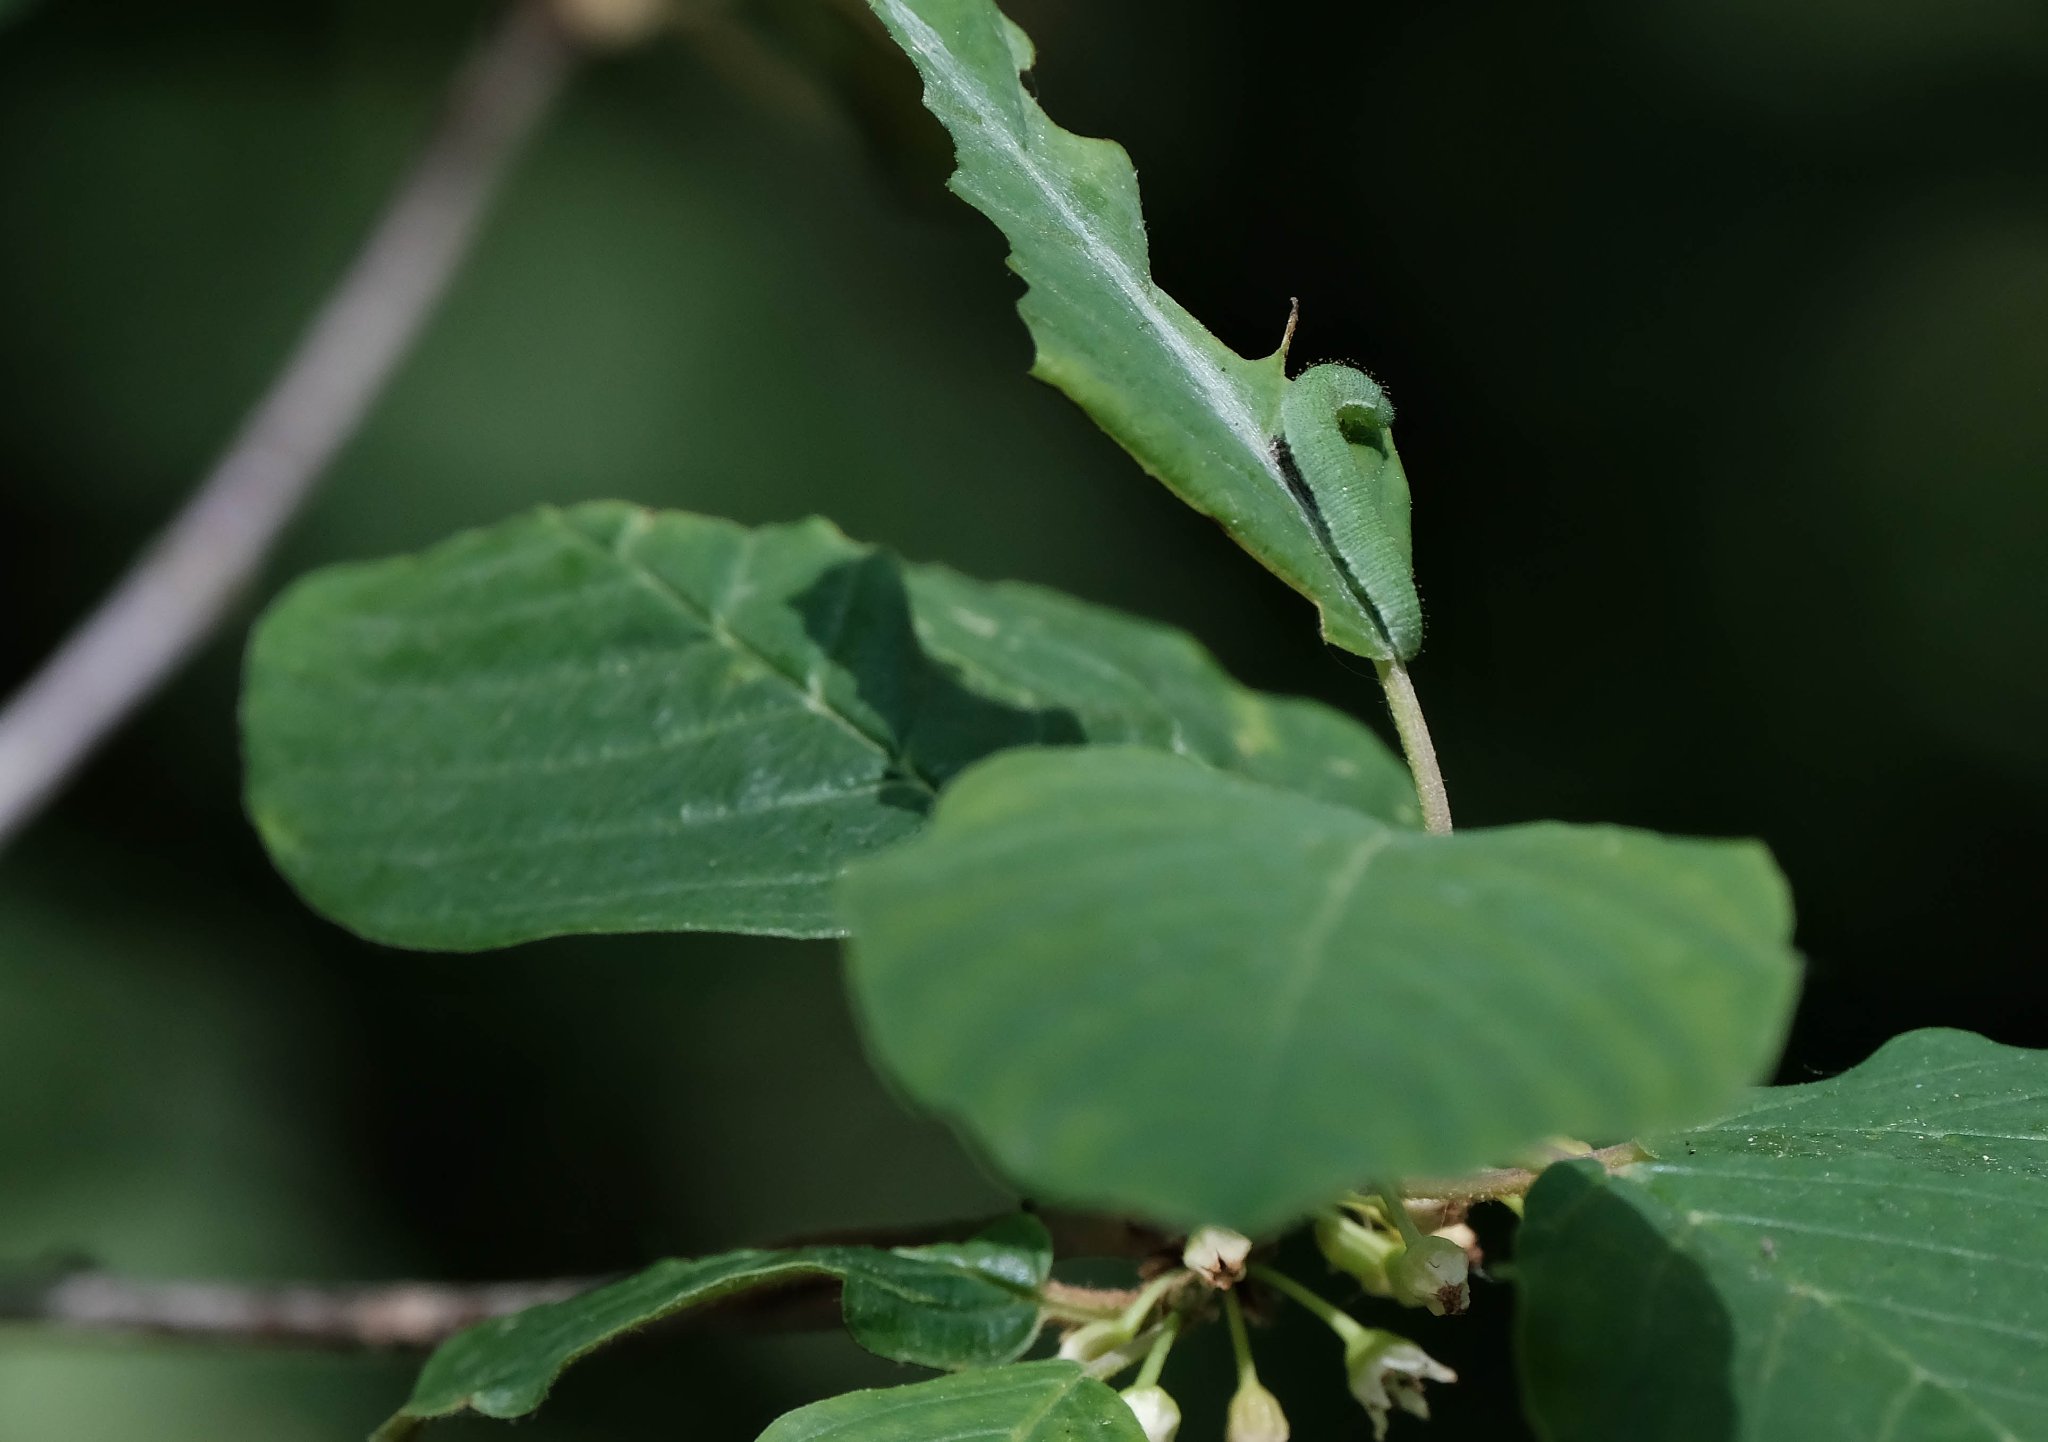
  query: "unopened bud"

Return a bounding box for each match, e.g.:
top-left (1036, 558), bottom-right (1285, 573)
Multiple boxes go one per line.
top-left (1314, 1212), bottom-right (1400, 1295)
top-left (1343, 1329), bottom-right (1456, 1440)
top-left (1387, 1234), bottom-right (1470, 1316)
top-left (1183, 1226), bottom-right (1253, 1289)
top-left (1226, 1376), bottom-right (1290, 1442)
top-left (1060, 1319), bottom-right (1162, 1380)
top-left (1120, 1384), bottom-right (1182, 1442)
top-left (1058, 1318), bottom-right (1134, 1365)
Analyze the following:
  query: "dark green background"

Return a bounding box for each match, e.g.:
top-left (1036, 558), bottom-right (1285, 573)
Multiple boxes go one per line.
top-left (2, 1), bottom-right (2042, 1437)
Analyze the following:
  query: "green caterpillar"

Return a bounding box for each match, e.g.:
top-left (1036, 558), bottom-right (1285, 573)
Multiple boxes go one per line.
top-left (1277, 364), bottom-right (1423, 660)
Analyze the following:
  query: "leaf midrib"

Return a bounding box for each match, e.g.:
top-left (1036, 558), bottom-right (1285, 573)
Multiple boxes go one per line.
top-left (545, 508), bottom-right (940, 800)
top-left (874, 3), bottom-right (1275, 479)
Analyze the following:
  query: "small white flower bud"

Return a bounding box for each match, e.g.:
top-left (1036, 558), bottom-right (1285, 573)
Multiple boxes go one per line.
top-left (1386, 1234), bottom-right (1470, 1316)
top-left (1343, 1329), bottom-right (1456, 1440)
top-left (1183, 1225), bottom-right (1253, 1289)
top-left (1057, 1319), bottom-right (1131, 1364)
top-left (1225, 1375), bottom-right (1290, 1442)
top-left (1314, 1213), bottom-right (1400, 1295)
top-left (1119, 1384), bottom-right (1182, 1442)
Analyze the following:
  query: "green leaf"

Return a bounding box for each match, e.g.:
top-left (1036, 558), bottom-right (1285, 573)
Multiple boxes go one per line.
top-left (838, 1214), bottom-right (1053, 1369)
top-left (1516, 1028), bottom-right (2048, 1442)
top-left (243, 504), bottom-right (1414, 949)
top-left (756, 1361), bottom-right (1145, 1442)
top-left (841, 746), bottom-right (1800, 1234)
top-left (863, 0), bottom-right (1408, 658)
top-left (377, 1217), bottom-right (1051, 1437)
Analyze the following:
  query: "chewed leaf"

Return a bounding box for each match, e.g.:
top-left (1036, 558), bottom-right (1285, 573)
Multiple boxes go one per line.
top-left (866, 0), bottom-right (1408, 658)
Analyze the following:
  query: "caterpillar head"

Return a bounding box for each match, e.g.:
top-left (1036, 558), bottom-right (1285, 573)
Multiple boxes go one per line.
top-left (1296, 361), bottom-right (1396, 434)
top-left (1340, 369), bottom-right (1396, 432)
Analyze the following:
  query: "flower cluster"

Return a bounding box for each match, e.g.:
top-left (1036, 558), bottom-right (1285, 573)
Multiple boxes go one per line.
top-left (1058, 1217), bottom-right (1463, 1442)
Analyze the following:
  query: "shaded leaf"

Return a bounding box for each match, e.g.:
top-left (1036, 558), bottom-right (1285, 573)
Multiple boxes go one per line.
top-left (838, 1213), bottom-right (1053, 1369)
top-left (378, 1217), bottom-right (1051, 1437)
top-left (244, 504), bottom-right (1414, 949)
top-left (841, 747), bottom-right (1800, 1234)
top-left (864, 0), bottom-right (1410, 658)
top-left (756, 1361), bottom-right (1145, 1442)
top-left (1517, 1028), bottom-right (2048, 1442)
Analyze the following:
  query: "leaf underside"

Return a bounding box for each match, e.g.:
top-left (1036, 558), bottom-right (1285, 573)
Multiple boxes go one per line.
top-left (243, 503), bottom-right (1415, 950)
top-left (1517, 1029), bottom-right (2048, 1442)
top-left (755, 1361), bottom-right (1145, 1442)
top-left (863, 0), bottom-right (1403, 658)
top-left (378, 1217), bottom-right (1051, 1437)
top-left (841, 746), bottom-right (1801, 1234)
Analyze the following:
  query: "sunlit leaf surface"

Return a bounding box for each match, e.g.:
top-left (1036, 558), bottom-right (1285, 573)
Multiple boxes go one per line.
top-left (843, 747), bottom-right (1800, 1233)
top-left (244, 505), bottom-right (1414, 948)
top-left (865, 0), bottom-right (1411, 657)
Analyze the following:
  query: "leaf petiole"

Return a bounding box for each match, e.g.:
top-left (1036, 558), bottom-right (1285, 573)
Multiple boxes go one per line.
top-left (1375, 658), bottom-right (1452, 834)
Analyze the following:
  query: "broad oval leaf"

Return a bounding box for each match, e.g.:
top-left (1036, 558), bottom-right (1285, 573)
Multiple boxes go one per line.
top-left (1517, 1029), bottom-right (2048, 1442)
top-left (243, 504), bottom-right (1414, 949)
top-left (757, 1361), bottom-right (1144, 1442)
top-left (841, 747), bottom-right (1800, 1234)
top-left (864, 0), bottom-right (1412, 658)
top-left (377, 1217), bottom-right (1051, 1438)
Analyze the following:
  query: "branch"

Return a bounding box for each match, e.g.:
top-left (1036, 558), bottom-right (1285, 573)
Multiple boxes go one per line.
top-left (1398, 1141), bottom-right (1649, 1203)
top-left (0, 1269), bottom-right (601, 1349)
top-left (0, 0), bottom-right (579, 855)
top-left (0, 1210), bottom-right (1173, 1350)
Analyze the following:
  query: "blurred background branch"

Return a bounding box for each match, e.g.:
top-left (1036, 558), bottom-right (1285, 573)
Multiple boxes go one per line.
top-left (0, 1210), bottom-right (1165, 1349)
top-left (0, 1267), bottom-right (600, 1349)
top-left (0, 0), bottom-right (576, 855)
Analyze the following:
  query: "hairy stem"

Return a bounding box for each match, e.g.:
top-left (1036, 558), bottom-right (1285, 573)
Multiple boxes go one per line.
top-left (1398, 1141), bottom-right (1650, 1202)
top-left (1375, 657), bottom-right (1452, 834)
top-left (0, 0), bottom-right (578, 855)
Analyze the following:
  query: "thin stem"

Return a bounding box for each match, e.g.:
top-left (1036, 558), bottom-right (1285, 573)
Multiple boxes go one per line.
top-left (1115, 1270), bottom-right (1184, 1335)
top-left (1223, 1291), bottom-right (1256, 1384)
top-left (1248, 1265), bottom-right (1363, 1346)
top-left (1374, 658), bottom-right (1452, 834)
top-left (0, 0), bottom-right (579, 855)
top-left (1039, 1298), bottom-right (1121, 1326)
top-left (1132, 1312), bottom-right (1181, 1390)
top-left (1373, 1181), bottom-right (1426, 1246)
top-left (1039, 1280), bottom-right (1135, 1325)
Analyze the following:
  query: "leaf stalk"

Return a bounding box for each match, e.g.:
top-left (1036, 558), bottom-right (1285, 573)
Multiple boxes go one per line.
top-left (1375, 658), bottom-right (1452, 834)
